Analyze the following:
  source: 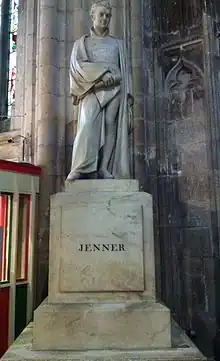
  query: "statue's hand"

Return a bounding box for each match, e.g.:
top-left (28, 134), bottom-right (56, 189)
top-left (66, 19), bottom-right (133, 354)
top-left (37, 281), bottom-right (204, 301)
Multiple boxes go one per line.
top-left (72, 94), bottom-right (79, 105)
top-left (102, 72), bottom-right (114, 87)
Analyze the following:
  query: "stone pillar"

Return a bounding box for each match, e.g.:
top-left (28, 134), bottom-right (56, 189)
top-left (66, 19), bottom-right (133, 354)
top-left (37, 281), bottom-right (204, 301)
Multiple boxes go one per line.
top-left (65, 1), bottom-right (75, 176)
top-left (13, 1), bottom-right (26, 132)
top-left (65, 0), bottom-right (88, 175)
top-left (56, 0), bottom-right (67, 190)
top-left (0, 0), bottom-right (10, 130)
top-left (35, 0), bottom-right (58, 306)
top-left (109, 0), bottom-right (123, 37)
top-left (130, 0), bottom-right (145, 185)
top-left (21, 0), bottom-right (37, 162)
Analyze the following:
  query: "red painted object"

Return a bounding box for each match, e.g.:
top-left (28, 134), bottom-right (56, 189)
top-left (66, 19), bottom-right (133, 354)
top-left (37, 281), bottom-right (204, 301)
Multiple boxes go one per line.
top-left (0, 287), bottom-right (9, 357)
top-left (0, 160), bottom-right (41, 176)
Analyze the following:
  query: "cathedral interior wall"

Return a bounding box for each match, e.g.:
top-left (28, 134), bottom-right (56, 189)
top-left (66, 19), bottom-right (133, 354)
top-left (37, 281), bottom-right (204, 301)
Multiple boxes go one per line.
top-left (1, 0), bottom-right (220, 358)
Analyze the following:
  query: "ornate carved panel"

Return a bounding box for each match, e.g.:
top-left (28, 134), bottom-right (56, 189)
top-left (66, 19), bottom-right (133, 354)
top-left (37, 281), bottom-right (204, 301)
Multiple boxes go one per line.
top-left (157, 40), bottom-right (205, 176)
top-left (165, 50), bottom-right (204, 118)
top-left (149, 0), bottom-right (216, 345)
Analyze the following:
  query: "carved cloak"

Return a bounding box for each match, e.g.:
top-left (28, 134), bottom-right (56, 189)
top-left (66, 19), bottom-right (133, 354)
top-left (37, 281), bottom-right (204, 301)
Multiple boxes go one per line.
top-left (68, 33), bottom-right (132, 179)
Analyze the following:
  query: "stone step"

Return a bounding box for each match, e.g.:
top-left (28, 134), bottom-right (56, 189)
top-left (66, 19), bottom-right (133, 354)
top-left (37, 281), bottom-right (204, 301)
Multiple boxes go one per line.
top-left (1, 322), bottom-right (206, 361)
top-left (33, 300), bottom-right (171, 351)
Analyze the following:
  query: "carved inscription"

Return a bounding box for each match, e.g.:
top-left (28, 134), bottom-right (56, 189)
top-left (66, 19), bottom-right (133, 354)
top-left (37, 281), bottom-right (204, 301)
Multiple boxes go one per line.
top-left (78, 244), bottom-right (126, 252)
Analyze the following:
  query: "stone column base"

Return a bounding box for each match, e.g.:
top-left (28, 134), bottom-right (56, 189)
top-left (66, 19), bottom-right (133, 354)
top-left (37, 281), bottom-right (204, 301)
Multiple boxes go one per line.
top-left (0, 322), bottom-right (206, 361)
top-left (32, 180), bottom-right (173, 351)
top-left (33, 298), bottom-right (171, 351)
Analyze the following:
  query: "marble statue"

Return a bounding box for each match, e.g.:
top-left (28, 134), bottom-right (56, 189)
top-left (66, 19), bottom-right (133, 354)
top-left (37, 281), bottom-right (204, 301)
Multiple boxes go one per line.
top-left (66, 0), bottom-right (133, 181)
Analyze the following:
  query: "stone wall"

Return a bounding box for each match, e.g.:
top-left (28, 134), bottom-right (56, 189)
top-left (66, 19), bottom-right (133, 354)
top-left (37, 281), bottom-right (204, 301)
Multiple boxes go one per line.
top-left (0, 130), bottom-right (21, 161)
top-left (13, 0), bottom-right (220, 358)
top-left (140, 0), bottom-right (219, 358)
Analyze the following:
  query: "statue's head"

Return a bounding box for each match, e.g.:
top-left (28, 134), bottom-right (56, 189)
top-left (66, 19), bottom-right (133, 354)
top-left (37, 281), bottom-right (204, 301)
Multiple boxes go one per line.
top-left (90, 1), bottom-right (112, 32)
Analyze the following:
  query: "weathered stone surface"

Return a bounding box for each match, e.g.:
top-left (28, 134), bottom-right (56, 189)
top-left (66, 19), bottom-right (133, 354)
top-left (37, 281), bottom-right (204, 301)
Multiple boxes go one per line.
top-left (59, 203), bottom-right (144, 292)
top-left (0, 130), bottom-right (21, 161)
top-left (33, 299), bottom-right (171, 351)
top-left (64, 179), bottom-right (139, 192)
top-left (48, 180), bottom-right (155, 303)
top-left (32, 180), bottom-right (171, 351)
top-left (0, 322), bottom-right (206, 361)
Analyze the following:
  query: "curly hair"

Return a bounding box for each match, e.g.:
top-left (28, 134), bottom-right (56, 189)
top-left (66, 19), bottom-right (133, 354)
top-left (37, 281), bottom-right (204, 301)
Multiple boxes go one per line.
top-left (90, 1), bottom-right (112, 18)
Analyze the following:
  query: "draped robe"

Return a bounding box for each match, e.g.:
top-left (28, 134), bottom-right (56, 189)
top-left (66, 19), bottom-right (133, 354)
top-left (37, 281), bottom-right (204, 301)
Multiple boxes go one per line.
top-left (67, 30), bottom-right (132, 179)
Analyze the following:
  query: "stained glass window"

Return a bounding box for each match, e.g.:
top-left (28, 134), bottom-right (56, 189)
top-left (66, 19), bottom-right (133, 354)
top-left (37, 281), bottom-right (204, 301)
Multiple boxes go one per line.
top-left (0, 0), bottom-right (19, 130)
top-left (0, 2), bottom-right (2, 29)
top-left (8, 0), bottom-right (19, 119)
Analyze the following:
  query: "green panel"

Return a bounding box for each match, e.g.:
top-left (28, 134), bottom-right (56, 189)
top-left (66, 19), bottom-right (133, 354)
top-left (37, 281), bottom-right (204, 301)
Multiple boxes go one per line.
top-left (15, 284), bottom-right (27, 339)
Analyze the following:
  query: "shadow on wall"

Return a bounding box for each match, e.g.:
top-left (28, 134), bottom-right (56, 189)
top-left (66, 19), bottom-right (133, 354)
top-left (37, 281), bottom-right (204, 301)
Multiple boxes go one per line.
top-left (143, 163), bottom-right (218, 359)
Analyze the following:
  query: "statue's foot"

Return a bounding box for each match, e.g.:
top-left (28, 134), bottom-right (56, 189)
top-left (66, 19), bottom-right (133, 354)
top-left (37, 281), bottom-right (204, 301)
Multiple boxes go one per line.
top-left (98, 168), bottom-right (114, 179)
top-left (66, 172), bottom-right (82, 182)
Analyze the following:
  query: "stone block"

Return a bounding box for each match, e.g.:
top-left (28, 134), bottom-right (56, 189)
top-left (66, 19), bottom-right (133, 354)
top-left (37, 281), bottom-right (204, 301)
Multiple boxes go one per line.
top-left (48, 180), bottom-right (156, 303)
top-left (59, 203), bottom-right (144, 292)
top-left (33, 299), bottom-right (171, 351)
top-left (1, 322), bottom-right (206, 361)
top-left (64, 179), bottom-right (139, 192)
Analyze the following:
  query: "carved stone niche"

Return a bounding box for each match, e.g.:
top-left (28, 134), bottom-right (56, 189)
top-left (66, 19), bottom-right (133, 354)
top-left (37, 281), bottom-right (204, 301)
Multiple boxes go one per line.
top-left (164, 51), bottom-right (204, 120)
top-left (159, 47), bottom-right (205, 176)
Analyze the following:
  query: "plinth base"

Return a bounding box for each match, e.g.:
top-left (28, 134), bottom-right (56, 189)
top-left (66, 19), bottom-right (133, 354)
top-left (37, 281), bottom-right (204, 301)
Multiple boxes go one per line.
top-left (0, 322), bottom-right (206, 361)
top-left (33, 298), bottom-right (171, 351)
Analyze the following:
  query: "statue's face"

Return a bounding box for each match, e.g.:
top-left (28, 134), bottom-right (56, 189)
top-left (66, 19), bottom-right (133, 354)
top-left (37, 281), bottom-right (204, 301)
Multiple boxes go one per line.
top-left (92, 6), bottom-right (111, 31)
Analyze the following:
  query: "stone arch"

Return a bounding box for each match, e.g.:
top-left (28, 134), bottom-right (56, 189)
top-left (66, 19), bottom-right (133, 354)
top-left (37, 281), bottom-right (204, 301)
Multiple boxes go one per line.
top-left (165, 53), bottom-right (204, 97)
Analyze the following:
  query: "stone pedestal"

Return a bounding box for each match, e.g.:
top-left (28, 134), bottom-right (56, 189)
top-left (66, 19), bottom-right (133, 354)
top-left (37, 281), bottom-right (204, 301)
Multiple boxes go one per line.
top-left (33, 300), bottom-right (170, 351)
top-left (0, 180), bottom-right (206, 361)
top-left (33, 180), bottom-right (171, 351)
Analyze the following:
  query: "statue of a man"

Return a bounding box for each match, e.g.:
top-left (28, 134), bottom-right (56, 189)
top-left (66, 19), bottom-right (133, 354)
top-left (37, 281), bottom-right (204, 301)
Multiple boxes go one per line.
top-left (66, 0), bottom-right (133, 181)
